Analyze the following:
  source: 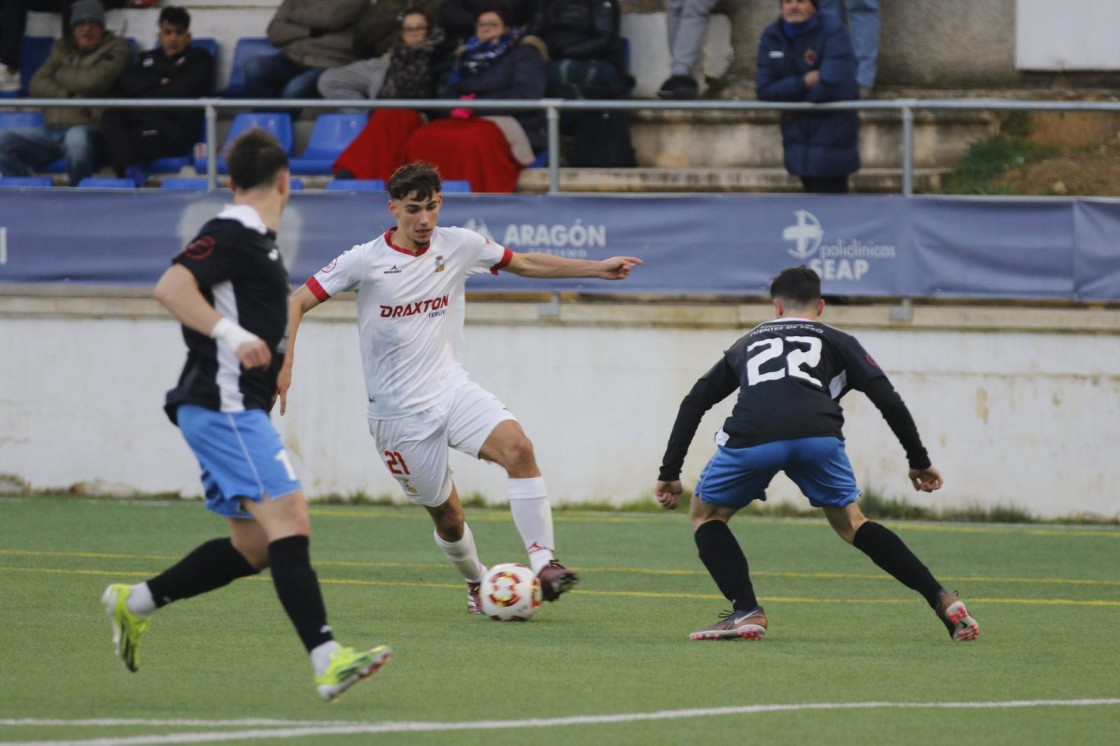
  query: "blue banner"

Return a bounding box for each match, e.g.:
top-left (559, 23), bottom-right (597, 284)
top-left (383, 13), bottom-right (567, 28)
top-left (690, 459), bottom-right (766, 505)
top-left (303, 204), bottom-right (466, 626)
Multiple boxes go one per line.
top-left (1, 190), bottom-right (1117, 300)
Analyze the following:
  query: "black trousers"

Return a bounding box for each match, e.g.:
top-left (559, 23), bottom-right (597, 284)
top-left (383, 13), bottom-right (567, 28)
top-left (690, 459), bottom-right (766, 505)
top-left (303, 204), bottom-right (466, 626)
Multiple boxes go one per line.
top-left (100, 108), bottom-right (190, 174)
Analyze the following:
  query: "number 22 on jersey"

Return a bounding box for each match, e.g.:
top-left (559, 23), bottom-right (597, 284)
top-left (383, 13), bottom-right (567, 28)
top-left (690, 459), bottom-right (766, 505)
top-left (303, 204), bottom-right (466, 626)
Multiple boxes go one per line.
top-left (746, 336), bottom-right (824, 388)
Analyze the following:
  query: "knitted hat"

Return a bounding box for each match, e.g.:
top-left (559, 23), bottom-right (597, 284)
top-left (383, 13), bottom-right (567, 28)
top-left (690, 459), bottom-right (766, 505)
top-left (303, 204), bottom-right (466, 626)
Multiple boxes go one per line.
top-left (70, 0), bottom-right (106, 29)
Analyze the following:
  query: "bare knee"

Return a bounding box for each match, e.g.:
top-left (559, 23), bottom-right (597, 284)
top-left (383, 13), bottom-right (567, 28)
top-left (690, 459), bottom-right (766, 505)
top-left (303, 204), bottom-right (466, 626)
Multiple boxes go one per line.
top-left (427, 499), bottom-right (465, 542)
top-left (499, 436), bottom-right (536, 474)
top-left (825, 503), bottom-right (867, 544)
top-left (229, 534), bottom-right (270, 570)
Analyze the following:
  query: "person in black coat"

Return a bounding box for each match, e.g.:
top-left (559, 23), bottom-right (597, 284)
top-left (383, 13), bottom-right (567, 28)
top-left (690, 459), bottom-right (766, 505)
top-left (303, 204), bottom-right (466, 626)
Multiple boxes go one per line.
top-left (755, 0), bottom-right (859, 193)
top-left (100, 5), bottom-right (213, 185)
top-left (530, 0), bottom-right (631, 99)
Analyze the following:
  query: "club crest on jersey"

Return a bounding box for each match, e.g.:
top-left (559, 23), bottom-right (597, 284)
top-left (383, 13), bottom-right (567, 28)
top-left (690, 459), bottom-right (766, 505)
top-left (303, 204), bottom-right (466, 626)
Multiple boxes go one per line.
top-left (804, 49), bottom-right (817, 66)
top-left (268, 248), bottom-right (279, 261)
top-left (384, 265), bottom-right (402, 274)
top-left (184, 235), bottom-right (215, 260)
top-left (433, 255), bottom-right (445, 273)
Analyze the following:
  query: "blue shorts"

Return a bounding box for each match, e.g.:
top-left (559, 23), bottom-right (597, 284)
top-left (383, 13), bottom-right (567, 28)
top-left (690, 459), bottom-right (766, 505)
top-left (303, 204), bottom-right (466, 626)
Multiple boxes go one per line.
top-left (696, 436), bottom-right (860, 510)
top-left (176, 404), bottom-right (302, 519)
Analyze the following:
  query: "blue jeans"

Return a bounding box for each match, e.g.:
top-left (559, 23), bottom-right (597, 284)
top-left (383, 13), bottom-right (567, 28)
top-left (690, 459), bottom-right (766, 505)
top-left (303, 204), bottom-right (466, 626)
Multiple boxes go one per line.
top-left (818, 0), bottom-right (880, 88)
top-left (0, 125), bottom-right (101, 185)
top-left (666, 0), bottom-right (719, 77)
top-left (243, 52), bottom-right (323, 99)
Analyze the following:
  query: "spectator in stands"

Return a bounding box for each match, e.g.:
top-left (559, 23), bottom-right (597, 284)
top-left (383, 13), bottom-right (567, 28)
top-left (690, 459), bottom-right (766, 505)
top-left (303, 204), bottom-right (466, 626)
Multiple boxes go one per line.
top-left (318, 5), bottom-right (446, 102)
top-left (530, 0), bottom-right (632, 100)
top-left (817, 0), bottom-right (878, 96)
top-left (439, 0), bottom-right (537, 48)
top-left (350, 0), bottom-right (446, 65)
top-left (0, 0), bottom-right (151, 93)
top-left (0, 0), bottom-right (130, 184)
top-left (755, 0), bottom-right (860, 193)
top-left (657, 0), bottom-right (716, 100)
top-left (243, 0), bottom-right (367, 100)
top-left (100, 6), bottom-right (213, 186)
top-left (333, 5), bottom-right (546, 192)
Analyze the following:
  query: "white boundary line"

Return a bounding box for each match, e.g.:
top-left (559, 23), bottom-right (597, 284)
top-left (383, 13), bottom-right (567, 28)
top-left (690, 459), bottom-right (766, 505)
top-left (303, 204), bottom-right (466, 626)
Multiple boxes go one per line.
top-left (3, 699), bottom-right (1118, 745)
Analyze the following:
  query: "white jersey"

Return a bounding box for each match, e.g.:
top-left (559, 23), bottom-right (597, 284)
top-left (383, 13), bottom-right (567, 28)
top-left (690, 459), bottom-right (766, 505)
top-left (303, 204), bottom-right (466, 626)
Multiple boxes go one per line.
top-left (308, 226), bottom-right (512, 419)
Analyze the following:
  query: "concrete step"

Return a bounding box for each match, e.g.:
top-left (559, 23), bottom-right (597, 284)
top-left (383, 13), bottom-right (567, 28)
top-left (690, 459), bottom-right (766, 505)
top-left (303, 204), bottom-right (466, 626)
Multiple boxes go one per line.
top-left (514, 166), bottom-right (950, 194)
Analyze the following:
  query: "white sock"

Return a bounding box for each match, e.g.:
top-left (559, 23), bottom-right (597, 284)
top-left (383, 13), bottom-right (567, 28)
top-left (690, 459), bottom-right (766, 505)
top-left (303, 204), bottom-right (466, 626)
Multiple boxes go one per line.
top-left (127, 582), bottom-right (156, 616)
top-left (508, 477), bottom-right (555, 575)
top-left (310, 640), bottom-right (341, 676)
top-left (433, 523), bottom-right (486, 583)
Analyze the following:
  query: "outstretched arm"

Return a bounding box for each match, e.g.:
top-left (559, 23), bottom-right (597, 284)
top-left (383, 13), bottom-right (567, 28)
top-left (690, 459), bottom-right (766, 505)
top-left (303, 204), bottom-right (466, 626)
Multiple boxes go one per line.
top-left (863, 377), bottom-right (943, 492)
top-left (277, 284), bottom-right (324, 415)
top-left (154, 265), bottom-right (271, 370)
top-left (504, 252), bottom-right (642, 280)
top-left (654, 360), bottom-right (740, 509)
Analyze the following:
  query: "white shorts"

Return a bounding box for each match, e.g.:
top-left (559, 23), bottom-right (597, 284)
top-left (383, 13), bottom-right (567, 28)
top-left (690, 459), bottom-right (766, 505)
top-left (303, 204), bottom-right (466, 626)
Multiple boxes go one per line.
top-left (369, 380), bottom-right (517, 507)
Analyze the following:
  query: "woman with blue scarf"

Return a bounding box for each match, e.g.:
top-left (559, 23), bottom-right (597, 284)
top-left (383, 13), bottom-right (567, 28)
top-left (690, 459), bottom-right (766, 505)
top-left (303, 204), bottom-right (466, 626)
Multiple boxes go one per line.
top-left (402, 5), bottom-right (547, 191)
top-left (756, 0), bottom-right (860, 193)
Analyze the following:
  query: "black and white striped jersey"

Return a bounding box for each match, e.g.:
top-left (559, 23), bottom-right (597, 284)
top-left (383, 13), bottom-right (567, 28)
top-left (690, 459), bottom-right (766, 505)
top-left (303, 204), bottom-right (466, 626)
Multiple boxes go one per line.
top-left (163, 205), bottom-right (289, 423)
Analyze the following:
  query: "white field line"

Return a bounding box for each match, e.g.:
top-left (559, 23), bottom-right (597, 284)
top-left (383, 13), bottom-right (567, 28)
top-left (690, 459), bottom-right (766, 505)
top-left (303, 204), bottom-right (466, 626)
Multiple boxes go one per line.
top-left (2, 699), bottom-right (1118, 745)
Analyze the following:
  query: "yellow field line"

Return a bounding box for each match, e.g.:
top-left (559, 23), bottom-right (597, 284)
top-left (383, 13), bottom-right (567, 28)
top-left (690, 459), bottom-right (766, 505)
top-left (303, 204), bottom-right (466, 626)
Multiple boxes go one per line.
top-left (302, 507), bottom-right (1120, 537)
top-left (2, 550), bottom-right (1118, 587)
top-left (4, 564), bottom-right (1120, 607)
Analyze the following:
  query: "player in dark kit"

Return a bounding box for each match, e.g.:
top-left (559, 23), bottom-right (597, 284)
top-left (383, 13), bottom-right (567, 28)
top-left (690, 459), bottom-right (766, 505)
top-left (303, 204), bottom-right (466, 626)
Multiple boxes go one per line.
top-left (654, 265), bottom-right (979, 642)
top-left (100, 129), bottom-right (391, 701)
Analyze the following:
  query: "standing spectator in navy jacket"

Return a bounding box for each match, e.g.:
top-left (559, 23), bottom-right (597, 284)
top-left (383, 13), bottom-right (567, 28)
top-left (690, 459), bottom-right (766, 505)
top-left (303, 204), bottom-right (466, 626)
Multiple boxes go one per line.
top-left (100, 6), bottom-right (213, 185)
top-left (756, 0), bottom-right (859, 193)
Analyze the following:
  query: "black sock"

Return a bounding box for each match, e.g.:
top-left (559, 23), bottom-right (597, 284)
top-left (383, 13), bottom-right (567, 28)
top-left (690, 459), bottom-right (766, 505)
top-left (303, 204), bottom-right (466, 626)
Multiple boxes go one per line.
top-left (853, 521), bottom-right (943, 607)
top-left (694, 520), bottom-right (759, 612)
top-left (146, 538), bottom-right (260, 608)
top-left (268, 535), bottom-right (334, 652)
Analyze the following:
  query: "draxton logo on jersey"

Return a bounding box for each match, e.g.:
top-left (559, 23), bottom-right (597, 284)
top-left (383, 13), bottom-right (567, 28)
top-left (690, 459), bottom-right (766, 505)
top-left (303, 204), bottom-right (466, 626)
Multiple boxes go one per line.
top-left (781, 209), bottom-right (897, 281)
top-left (380, 294), bottom-right (450, 318)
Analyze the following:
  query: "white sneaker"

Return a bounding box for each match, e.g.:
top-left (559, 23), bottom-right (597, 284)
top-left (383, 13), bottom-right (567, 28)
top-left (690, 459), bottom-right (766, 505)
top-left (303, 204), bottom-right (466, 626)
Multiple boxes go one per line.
top-left (0, 67), bottom-right (20, 93)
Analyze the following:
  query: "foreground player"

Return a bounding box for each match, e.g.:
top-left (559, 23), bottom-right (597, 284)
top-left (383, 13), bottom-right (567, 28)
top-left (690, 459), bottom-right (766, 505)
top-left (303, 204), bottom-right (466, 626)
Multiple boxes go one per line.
top-left (101, 129), bottom-right (391, 701)
top-left (655, 265), bottom-right (979, 642)
top-left (278, 162), bottom-right (641, 612)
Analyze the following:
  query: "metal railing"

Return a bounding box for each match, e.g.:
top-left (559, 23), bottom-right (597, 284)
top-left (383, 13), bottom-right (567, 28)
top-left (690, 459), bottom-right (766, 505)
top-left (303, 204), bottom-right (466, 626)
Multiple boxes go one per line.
top-left (12, 96), bottom-right (1120, 195)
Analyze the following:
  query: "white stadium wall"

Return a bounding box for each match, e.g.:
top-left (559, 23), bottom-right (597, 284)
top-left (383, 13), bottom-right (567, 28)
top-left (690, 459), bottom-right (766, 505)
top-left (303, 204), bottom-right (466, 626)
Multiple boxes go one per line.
top-left (1, 296), bottom-right (1117, 521)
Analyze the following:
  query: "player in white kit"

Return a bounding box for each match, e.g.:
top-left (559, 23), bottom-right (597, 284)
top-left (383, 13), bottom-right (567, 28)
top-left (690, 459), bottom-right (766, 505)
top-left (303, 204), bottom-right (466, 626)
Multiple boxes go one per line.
top-left (278, 162), bottom-right (642, 612)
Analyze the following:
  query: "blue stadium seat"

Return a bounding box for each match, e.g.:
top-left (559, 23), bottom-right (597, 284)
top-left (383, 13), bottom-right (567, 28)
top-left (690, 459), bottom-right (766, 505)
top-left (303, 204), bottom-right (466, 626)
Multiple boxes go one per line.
top-left (0, 111), bottom-right (44, 130)
top-left (220, 37), bottom-right (280, 97)
top-left (194, 111), bottom-right (293, 174)
top-left (289, 177), bottom-right (304, 190)
top-left (528, 149), bottom-right (548, 168)
top-left (160, 177), bottom-right (214, 190)
top-left (326, 178), bottom-right (385, 192)
top-left (441, 180), bottom-right (472, 193)
top-left (77, 177), bottom-right (137, 189)
top-left (289, 113), bottom-right (368, 174)
top-left (0, 176), bottom-right (52, 188)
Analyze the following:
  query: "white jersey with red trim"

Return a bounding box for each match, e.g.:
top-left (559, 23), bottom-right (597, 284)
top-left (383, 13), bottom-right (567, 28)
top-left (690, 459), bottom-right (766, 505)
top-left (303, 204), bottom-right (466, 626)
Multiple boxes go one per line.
top-left (308, 226), bottom-right (512, 419)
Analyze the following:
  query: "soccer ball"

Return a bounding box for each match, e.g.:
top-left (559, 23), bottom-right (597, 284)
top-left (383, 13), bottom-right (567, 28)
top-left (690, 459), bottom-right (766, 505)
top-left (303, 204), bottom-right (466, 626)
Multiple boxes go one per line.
top-left (480, 562), bottom-right (541, 621)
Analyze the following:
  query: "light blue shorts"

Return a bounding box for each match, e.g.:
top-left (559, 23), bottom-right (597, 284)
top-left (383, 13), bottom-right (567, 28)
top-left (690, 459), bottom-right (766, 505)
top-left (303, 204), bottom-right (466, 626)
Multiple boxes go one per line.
top-left (176, 404), bottom-right (302, 519)
top-left (696, 436), bottom-right (860, 510)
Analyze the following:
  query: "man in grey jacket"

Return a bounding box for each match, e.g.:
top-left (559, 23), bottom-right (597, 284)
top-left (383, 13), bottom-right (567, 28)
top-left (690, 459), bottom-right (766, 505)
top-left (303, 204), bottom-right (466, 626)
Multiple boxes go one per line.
top-left (0, 0), bottom-right (131, 184)
top-left (244, 0), bottom-right (368, 99)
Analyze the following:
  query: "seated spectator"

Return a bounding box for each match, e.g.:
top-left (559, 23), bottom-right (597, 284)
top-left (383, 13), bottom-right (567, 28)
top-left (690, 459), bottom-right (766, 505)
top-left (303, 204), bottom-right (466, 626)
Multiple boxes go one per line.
top-left (100, 6), bottom-right (213, 186)
top-left (243, 0), bottom-right (367, 100)
top-left (657, 0), bottom-right (716, 100)
top-left (531, 0), bottom-right (632, 100)
top-left (350, 0), bottom-right (447, 64)
top-left (334, 6), bottom-right (547, 192)
top-left (0, 0), bottom-right (152, 93)
top-left (0, 0), bottom-right (130, 184)
top-left (755, 0), bottom-right (860, 193)
top-left (318, 6), bottom-right (446, 102)
top-left (439, 0), bottom-right (537, 48)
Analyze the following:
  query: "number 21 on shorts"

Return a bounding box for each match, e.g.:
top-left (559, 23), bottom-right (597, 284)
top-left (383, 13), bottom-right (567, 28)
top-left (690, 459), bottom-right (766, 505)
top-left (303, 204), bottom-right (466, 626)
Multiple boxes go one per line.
top-left (384, 450), bottom-right (411, 475)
